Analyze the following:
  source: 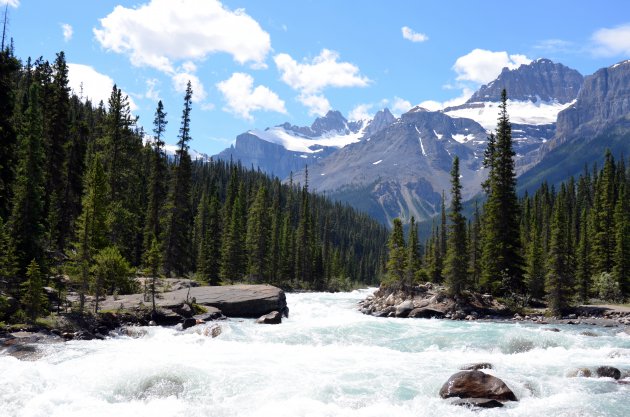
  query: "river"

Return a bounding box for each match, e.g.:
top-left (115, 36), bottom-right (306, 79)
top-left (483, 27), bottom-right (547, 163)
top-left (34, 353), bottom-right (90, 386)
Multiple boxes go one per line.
top-left (1, 289), bottom-right (629, 416)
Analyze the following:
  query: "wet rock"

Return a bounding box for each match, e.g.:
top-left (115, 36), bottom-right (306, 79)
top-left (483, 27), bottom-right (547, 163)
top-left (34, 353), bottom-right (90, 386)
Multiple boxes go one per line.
top-left (460, 363), bottom-right (493, 371)
top-left (203, 325), bottom-right (222, 338)
top-left (74, 330), bottom-right (97, 340)
top-left (580, 331), bottom-right (599, 337)
top-left (256, 310), bottom-right (282, 324)
top-left (452, 398), bottom-right (504, 408)
top-left (408, 307), bottom-right (445, 319)
top-left (182, 318), bottom-right (198, 330)
top-left (152, 309), bottom-right (182, 326)
top-left (119, 326), bottom-right (148, 338)
top-left (395, 300), bottom-right (414, 318)
top-left (193, 306), bottom-right (225, 322)
top-left (172, 303), bottom-right (194, 318)
top-left (596, 366), bottom-right (621, 380)
top-left (567, 368), bottom-right (592, 378)
top-left (439, 370), bottom-right (517, 402)
top-left (543, 328), bottom-right (561, 332)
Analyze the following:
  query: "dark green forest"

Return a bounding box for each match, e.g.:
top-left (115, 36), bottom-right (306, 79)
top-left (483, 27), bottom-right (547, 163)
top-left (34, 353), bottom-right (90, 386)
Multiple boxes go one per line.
top-left (385, 91), bottom-right (630, 315)
top-left (0, 45), bottom-right (388, 322)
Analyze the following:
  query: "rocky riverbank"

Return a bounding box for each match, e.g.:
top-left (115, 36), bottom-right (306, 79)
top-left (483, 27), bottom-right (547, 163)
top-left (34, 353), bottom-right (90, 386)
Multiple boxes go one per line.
top-left (359, 285), bottom-right (630, 327)
top-left (1, 284), bottom-right (288, 358)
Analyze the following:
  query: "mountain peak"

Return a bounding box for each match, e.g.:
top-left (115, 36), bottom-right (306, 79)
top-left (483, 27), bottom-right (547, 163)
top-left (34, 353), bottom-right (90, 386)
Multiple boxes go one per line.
top-left (311, 110), bottom-right (349, 135)
top-left (468, 58), bottom-right (583, 104)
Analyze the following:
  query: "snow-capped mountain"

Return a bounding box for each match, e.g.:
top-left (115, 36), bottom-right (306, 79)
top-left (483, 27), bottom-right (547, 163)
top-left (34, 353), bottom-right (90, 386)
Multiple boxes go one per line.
top-left (214, 109), bottom-right (395, 179)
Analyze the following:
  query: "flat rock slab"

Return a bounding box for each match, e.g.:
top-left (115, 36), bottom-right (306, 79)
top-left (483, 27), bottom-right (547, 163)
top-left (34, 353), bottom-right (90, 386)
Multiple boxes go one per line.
top-left (99, 285), bottom-right (286, 319)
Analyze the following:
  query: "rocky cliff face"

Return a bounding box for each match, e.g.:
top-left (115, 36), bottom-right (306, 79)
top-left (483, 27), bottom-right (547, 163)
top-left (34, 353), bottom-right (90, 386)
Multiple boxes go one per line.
top-left (468, 58), bottom-right (583, 104)
top-left (555, 60), bottom-right (630, 141)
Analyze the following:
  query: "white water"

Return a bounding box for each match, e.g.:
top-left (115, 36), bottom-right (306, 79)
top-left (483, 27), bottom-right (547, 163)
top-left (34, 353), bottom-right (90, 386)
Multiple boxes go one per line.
top-left (2, 289), bottom-right (630, 417)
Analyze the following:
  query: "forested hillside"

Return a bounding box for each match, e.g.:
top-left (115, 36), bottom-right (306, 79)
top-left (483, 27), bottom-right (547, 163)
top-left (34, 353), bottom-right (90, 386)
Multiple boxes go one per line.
top-left (0, 45), bottom-right (388, 321)
top-left (385, 91), bottom-right (630, 314)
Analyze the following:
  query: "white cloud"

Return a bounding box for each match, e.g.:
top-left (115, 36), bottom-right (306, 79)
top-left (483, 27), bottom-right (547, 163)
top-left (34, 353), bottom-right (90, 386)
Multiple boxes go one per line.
top-left (401, 26), bottom-right (428, 43)
top-left (391, 97), bottom-right (412, 115)
top-left (534, 39), bottom-right (573, 53)
top-left (61, 23), bottom-right (73, 42)
top-left (201, 103), bottom-right (216, 111)
top-left (274, 49), bottom-right (369, 114)
top-left (419, 87), bottom-right (474, 111)
top-left (348, 103), bottom-right (373, 121)
top-left (67, 63), bottom-right (137, 111)
top-left (172, 72), bottom-right (207, 103)
top-left (0, 0), bottom-right (19, 8)
top-left (591, 23), bottom-right (630, 56)
top-left (145, 78), bottom-right (160, 101)
top-left (275, 49), bottom-right (370, 94)
top-left (217, 72), bottom-right (286, 121)
top-left (94, 0), bottom-right (271, 73)
top-left (453, 49), bottom-right (531, 84)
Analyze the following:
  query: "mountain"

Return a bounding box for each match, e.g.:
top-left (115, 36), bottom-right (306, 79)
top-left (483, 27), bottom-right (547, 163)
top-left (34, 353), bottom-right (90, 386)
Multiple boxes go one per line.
top-left (298, 108), bottom-right (488, 226)
top-left (214, 109), bottom-right (395, 179)
top-left (518, 59), bottom-right (630, 192)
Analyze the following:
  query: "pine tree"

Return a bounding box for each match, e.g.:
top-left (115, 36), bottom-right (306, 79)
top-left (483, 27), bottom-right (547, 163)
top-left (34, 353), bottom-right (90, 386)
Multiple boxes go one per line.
top-left (524, 221), bottom-right (545, 299)
top-left (145, 235), bottom-right (161, 313)
top-left (0, 216), bottom-right (19, 296)
top-left (545, 185), bottom-right (574, 315)
top-left (592, 151), bottom-right (616, 274)
top-left (295, 167), bottom-right (313, 284)
top-left (384, 218), bottom-right (406, 287)
top-left (0, 44), bottom-right (20, 220)
top-left (143, 100), bottom-right (168, 261)
top-left (21, 259), bottom-right (45, 322)
top-left (9, 83), bottom-right (46, 272)
top-left (163, 83), bottom-right (194, 275)
top-left (443, 156), bottom-right (468, 296)
top-left (404, 216), bottom-right (421, 286)
top-left (468, 201), bottom-right (482, 290)
top-left (220, 183), bottom-right (246, 282)
top-left (575, 207), bottom-right (592, 302)
top-left (197, 191), bottom-right (221, 285)
top-left (480, 89), bottom-right (524, 294)
top-left (613, 185), bottom-right (630, 296)
top-left (246, 186), bottom-right (269, 282)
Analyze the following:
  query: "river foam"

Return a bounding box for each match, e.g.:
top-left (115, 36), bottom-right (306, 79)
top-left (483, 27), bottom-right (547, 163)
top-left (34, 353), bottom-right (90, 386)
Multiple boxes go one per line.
top-left (1, 289), bottom-right (629, 416)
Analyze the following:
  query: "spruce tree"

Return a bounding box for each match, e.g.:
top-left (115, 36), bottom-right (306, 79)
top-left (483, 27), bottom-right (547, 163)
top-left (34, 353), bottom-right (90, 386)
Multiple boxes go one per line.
top-left (575, 208), bottom-right (591, 302)
top-left (0, 45), bottom-right (20, 220)
top-left (480, 89), bottom-right (524, 294)
top-left (613, 186), bottom-right (630, 296)
top-left (443, 156), bottom-right (468, 296)
top-left (384, 218), bottom-right (406, 287)
top-left (220, 183), bottom-right (246, 282)
top-left (468, 201), bottom-right (482, 290)
top-left (21, 259), bottom-right (45, 322)
top-left (246, 186), bottom-right (269, 282)
top-left (295, 167), bottom-right (313, 284)
top-left (404, 216), bottom-right (421, 286)
top-left (9, 83), bottom-right (46, 272)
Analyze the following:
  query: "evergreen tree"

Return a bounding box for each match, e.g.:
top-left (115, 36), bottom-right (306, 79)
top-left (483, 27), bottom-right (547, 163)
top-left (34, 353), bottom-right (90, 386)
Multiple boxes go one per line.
top-left (480, 89), bottom-right (524, 294)
top-left (220, 183), bottom-right (246, 282)
top-left (443, 156), bottom-right (468, 296)
top-left (9, 83), bottom-right (46, 272)
top-left (592, 151), bottom-right (616, 274)
top-left (575, 208), bottom-right (592, 302)
top-left (384, 218), bottom-right (406, 286)
top-left (163, 83), bottom-right (194, 275)
top-left (0, 216), bottom-right (19, 296)
top-left (613, 185), bottom-right (630, 296)
top-left (246, 186), bottom-right (269, 281)
top-left (545, 185), bottom-right (574, 315)
top-left (405, 216), bottom-right (421, 286)
top-left (295, 168), bottom-right (312, 284)
top-left (0, 45), bottom-right (20, 220)
top-left (145, 235), bottom-right (161, 313)
top-left (468, 201), bottom-right (482, 289)
top-left (21, 259), bottom-right (45, 321)
top-left (524, 221), bottom-right (545, 299)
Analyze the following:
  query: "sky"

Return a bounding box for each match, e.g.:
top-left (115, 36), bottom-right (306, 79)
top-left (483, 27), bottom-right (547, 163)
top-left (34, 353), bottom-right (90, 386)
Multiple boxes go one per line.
top-left (3, 0), bottom-right (630, 155)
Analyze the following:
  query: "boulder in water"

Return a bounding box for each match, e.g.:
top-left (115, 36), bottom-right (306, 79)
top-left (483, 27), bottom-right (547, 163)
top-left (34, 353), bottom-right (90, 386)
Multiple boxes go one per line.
top-left (256, 310), bottom-right (282, 324)
top-left (182, 318), bottom-right (198, 330)
top-left (451, 398), bottom-right (504, 408)
top-left (596, 366), bottom-right (621, 380)
top-left (460, 363), bottom-right (493, 371)
top-left (408, 307), bottom-right (445, 319)
top-left (439, 370), bottom-right (517, 402)
top-left (567, 368), bottom-right (592, 378)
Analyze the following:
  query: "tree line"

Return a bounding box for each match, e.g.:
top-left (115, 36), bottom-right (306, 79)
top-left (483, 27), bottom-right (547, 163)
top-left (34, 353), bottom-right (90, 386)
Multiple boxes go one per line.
top-left (0, 45), bottom-right (388, 322)
top-left (384, 90), bottom-right (630, 315)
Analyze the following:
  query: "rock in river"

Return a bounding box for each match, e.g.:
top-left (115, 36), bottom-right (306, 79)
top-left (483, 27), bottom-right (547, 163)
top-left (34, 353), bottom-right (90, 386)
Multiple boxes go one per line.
top-left (439, 370), bottom-right (517, 402)
top-left (256, 310), bottom-right (282, 324)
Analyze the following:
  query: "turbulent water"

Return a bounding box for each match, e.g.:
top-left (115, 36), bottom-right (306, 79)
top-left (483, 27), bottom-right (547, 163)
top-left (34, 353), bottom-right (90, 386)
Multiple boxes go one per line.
top-left (2, 289), bottom-right (630, 417)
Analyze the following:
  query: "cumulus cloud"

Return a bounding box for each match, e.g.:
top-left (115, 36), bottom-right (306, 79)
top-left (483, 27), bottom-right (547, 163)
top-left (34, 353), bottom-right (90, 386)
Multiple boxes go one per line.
top-left (67, 63), bottom-right (137, 111)
top-left (93, 0), bottom-right (271, 73)
top-left (453, 49), bottom-right (531, 84)
top-left (391, 97), bottom-right (412, 115)
top-left (534, 39), bottom-right (574, 53)
top-left (217, 72), bottom-right (286, 121)
top-left (591, 23), bottom-right (630, 56)
top-left (419, 87), bottom-right (474, 111)
top-left (172, 72), bottom-right (207, 103)
top-left (401, 26), bottom-right (428, 43)
top-left (61, 23), bottom-right (73, 42)
top-left (0, 0), bottom-right (19, 8)
top-left (348, 103), bottom-right (373, 121)
top-left (274, 49), bottom-right (370, 115)
top-left (145, 78), bottom-right (160, 101)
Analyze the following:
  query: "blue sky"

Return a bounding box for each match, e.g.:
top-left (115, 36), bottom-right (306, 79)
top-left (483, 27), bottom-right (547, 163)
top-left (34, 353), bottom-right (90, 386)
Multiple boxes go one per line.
top-left (3, 0), bottom-right (630, 155)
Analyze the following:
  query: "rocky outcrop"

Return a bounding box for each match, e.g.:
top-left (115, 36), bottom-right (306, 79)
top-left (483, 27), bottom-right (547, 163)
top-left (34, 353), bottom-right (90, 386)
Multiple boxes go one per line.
top-left (439, 370), bottom-right (518, 402)
top-left (359, 285), bottom-right (509, 320)
top-left (468, 59), bottom-right (583, 104)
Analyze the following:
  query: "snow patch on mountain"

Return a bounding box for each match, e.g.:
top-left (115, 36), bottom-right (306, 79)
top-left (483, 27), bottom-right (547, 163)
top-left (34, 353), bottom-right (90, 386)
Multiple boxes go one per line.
top-left (445, 99), bottom-right (575, 131)
top-left (248, 124), bottom-right (366, 154)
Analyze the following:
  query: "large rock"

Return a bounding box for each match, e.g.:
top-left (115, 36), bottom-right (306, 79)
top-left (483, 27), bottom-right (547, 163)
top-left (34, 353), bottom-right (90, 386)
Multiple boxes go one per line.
top-left (395, 300), bottom-right (415, 317)
top-left (596, 366), bottom-right (621, 380)
top-left (256, 310), bottom-right (282, 324)
top-left (408, 307), bottom-right (445, 319)
top-left (439, 371), bottom-right (517, 402)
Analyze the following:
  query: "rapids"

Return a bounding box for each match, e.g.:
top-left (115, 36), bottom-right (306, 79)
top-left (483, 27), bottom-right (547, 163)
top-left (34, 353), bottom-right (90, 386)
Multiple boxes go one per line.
top-left (1, 289), bottom-right (629, 416)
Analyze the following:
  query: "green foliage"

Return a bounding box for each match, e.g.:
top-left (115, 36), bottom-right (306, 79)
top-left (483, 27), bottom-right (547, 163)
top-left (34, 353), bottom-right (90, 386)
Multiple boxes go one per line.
top-left (593, 272), bottom-right (622, 303)
top-left (92, 246), bottom-right (135, 313)
top-left (443, 156), bottom-right (468, 297)
top-left (20, 259), bottom-right (46, 321)
top-left (383, 218), bottom-right (406, 287)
